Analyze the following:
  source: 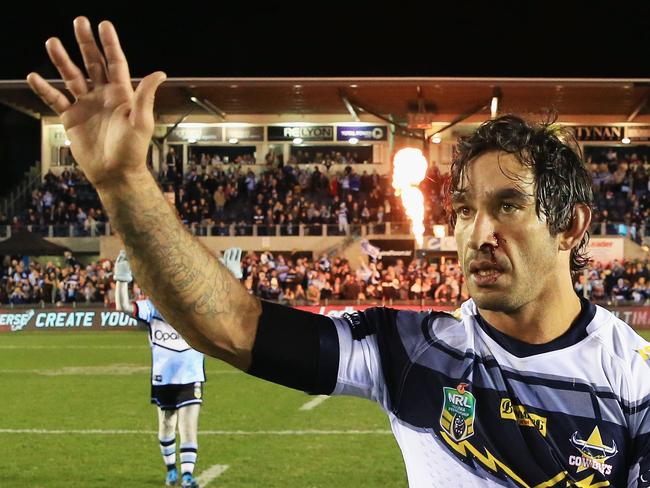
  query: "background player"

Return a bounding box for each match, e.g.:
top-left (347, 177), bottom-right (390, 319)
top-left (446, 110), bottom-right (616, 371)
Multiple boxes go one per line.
top-left (114, 248), bottom-right (243, 487)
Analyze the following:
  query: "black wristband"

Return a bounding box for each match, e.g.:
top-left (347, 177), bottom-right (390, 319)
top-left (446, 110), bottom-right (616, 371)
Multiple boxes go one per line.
top-left (247, 300), bottom-right (340, 395)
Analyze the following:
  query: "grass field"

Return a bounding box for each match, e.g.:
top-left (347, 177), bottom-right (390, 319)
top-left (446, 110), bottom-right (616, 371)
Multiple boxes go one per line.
top-left (2, 329), bottom-right (649, 488)
top-left (0, 331), bottom-right (403, 488)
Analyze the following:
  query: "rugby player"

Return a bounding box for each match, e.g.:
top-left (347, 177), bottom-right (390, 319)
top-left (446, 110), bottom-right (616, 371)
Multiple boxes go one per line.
top-left (28, 17), bottom-right (650, 487)
top-left (114, 248), bottom-right (242, 487)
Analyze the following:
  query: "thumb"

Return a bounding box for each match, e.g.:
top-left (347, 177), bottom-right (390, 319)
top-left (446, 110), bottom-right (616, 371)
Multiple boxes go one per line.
top-left (133, 71), bottom-right (166, 130)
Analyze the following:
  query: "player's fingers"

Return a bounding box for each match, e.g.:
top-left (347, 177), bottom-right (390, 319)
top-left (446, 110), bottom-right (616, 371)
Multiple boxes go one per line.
top-left (26, 72), bottom-right (71, 115)
top-left (73, 16), bottom-right (108, 86)
top-left (132, 71), bottom-right (166, 130)
top-left (44, 37), bottom-right (88, 98)
top-left (97, 20), bottom-right (131, 85)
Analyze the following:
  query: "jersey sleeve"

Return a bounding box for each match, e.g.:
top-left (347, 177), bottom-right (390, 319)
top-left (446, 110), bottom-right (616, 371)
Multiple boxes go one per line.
top-left (627, 343), bottom-right (650, 487)
top-left (247, 300), bottom-right (459, 403)
top-left (133, 299), bottom-right (158, 324)
top-left (330, 307), bottom-right (454, 412)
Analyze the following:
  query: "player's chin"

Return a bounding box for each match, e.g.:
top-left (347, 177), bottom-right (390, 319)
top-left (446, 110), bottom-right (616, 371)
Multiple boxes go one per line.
top-left (468, 285), bottom-right (515, 310)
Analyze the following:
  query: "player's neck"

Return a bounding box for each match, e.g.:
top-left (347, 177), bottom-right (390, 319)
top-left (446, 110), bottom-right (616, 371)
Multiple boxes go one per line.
top-left (478, 277), bottom-right (582, 345)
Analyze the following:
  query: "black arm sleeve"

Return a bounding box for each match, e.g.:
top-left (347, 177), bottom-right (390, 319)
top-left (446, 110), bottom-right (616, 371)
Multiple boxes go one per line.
top-left (247, 300), bottom-right (340, 395)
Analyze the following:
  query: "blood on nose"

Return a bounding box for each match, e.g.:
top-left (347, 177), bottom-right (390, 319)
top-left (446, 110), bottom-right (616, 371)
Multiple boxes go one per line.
top-left (493, 232), bottom-right (505, 248)
top-left (490, 232), bottom-right (506, 263)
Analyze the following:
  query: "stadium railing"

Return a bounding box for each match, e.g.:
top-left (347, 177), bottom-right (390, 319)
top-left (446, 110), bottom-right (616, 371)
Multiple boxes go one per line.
top-left (2, 297), bottom-right (648, 309)
top-left (0, 221), bottom-right (647, 241)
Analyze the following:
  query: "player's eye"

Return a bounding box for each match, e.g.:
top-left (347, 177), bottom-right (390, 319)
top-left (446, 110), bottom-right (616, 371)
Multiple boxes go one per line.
top-left (456, 207), bottom-right (473, 219)
top-left (500, 203), bottom-right (517, 214)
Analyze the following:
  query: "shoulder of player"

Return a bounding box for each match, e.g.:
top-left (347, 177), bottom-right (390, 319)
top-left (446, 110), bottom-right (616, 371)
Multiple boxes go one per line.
top-left (337, 306), bottom-right (462, 342)
top-left (589, 304), bottom-right (650, 375)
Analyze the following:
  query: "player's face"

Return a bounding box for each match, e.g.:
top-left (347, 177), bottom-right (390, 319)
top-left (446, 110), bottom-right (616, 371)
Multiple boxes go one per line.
top-left (453, 151), bottom-right (560, 313)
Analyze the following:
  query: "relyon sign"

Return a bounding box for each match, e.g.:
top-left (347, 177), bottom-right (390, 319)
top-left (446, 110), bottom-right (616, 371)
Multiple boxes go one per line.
top-left (267, 125), bottom-right (334, 141)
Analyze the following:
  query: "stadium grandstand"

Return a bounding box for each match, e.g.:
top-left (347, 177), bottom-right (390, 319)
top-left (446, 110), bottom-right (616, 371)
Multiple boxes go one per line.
top-left (2, 75), bottom-right (650, 488)
top-left (0, 78), bottom-right (649, 315)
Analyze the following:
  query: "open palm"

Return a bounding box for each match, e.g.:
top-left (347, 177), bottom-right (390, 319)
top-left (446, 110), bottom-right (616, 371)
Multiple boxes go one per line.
top-left (26, 17), bottom-right (166, 188)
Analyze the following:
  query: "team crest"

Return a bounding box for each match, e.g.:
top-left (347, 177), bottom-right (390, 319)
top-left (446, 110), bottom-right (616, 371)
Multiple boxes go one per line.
top-left (569, 426), bottom-right (618, 476)
top-left (440, 383), bottom-right (476, 441)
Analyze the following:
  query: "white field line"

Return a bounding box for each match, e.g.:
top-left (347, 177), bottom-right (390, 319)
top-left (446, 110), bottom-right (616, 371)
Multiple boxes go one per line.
top-left (0, 345), bottom-right (146, 350)
top-left (0, 365), bottom-right (149, 376)
top-left (196, 464), bottom-right (229, 487)
top-left (299, 395), bottom-right (330, 411)
top-left (0, 366), bottom-right (241, 376)
top-left (0, 428), bottom-right (391, 435)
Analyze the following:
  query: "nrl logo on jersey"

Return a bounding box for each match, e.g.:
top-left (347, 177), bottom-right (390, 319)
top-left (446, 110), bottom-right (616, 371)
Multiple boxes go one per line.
top-left (568, 426), bottom-right (618, 476)
top-left (440, 383), bottom-right (476, 442)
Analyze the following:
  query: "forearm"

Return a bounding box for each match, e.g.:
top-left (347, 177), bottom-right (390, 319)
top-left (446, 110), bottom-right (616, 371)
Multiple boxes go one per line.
top-left (115, 281), bottom-right (129, 312)
top-left (98, 170), bottom-right (261, 369)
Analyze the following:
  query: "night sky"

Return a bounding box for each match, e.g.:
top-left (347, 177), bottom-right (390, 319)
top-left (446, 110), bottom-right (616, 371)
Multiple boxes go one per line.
top-left (0, 2), bottom-right (648, 193)
top-left (2, 3), bottom-right (650, 79)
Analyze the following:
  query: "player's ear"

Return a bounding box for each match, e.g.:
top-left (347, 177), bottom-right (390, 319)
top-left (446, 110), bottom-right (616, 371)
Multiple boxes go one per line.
top-left (558, 203), bottom-right (591, 252)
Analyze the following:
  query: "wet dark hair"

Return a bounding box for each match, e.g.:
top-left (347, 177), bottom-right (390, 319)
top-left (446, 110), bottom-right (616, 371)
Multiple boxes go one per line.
top-left (448, 114), bottom-right (593, 272)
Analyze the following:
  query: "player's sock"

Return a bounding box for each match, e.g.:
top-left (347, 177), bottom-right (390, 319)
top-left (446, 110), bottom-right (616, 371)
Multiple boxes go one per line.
top-left (159, 435), bottom-right (177, 469)
top-left (180, 442), bottom-right (198, 475)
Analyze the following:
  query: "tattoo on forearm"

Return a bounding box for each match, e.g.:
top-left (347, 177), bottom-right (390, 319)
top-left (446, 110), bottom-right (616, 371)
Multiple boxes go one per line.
top-left (104, 177), bottom-right (246, 331)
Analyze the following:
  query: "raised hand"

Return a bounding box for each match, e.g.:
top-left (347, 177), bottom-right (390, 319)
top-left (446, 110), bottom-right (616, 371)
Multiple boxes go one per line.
top-left (114, 250), bottom-right (133, 283)
top-left (26, 16), bottom-right (166, 190)
top-left (220, 248), bottom-right (243, 279)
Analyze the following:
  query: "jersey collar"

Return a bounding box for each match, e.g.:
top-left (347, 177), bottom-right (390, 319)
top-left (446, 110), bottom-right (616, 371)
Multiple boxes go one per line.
top-left (470, 297), bottom-right (596, 358)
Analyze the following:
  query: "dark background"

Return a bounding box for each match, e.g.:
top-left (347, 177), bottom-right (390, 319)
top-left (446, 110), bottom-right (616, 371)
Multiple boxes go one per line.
top-left (0, 1), bottom-right (648, 195)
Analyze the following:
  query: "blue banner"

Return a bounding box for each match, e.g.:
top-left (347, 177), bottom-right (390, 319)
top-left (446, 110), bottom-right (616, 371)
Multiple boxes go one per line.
top-left (336, 125), bottom-right (387, 141)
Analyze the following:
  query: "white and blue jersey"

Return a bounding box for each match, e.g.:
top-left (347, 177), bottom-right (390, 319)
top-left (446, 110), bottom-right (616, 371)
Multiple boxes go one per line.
top-left (329, 298), bottom-right (650, 487)
top-left (134, 299), bottom-right (205, 386)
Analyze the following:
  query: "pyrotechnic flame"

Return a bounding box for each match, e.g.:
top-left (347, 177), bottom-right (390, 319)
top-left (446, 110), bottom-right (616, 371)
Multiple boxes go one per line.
top-left (392, 148), bottom-right (427, 247)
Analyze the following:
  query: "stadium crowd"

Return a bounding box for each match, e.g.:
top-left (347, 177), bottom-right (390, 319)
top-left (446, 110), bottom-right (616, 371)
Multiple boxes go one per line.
top-left (1, 148), bottom-right (650, 306)
top-left (0, 251), bottom-right (466, 306)
top-left (5, 146), bottom-right (650, 241)
top-left (13, 169), bottom-right (107, 234)
top-left (587, 147), bottom-right (650, 242)
top-left (2, 249), bottom-right (650, 307)
top-left (10, 155), bottom-right (449, 235)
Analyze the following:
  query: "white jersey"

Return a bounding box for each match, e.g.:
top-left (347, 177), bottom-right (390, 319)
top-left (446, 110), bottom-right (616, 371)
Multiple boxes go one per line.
top-left (329, 298), bottom-right (650, 487)
top-left (134, 300), bottom-right (205, 386)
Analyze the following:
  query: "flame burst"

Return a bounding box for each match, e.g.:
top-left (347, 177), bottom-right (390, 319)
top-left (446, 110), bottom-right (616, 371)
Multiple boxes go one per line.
top-left (392, 148), bottom-right (427, 247)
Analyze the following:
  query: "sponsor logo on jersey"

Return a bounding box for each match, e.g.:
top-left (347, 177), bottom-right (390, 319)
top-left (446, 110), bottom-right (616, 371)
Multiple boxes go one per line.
top-left (499, 398), bottom-right (547, 436)
top-left (636, 345), bottom-right (650, 361)
top-left (640, 469), bottom-right (650, 487)
top-left (150, 320), bottom-right (192, 352)
top-left (153, 329), bottom-right (180, 342)
top-left (341, 312), bottom-right (367, 340)
top-left (639, 469), bottom-right (650, 487)
top-left (451, 308), bottom-right (462, 321)
top-left (440, 383), bottom-right (476, 441)
top-left (568, 426), bottom-right (618, 476)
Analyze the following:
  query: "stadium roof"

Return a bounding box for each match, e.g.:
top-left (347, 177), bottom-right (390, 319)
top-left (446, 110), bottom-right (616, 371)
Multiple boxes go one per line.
top-left (1, 77), bottom-right (649, 123)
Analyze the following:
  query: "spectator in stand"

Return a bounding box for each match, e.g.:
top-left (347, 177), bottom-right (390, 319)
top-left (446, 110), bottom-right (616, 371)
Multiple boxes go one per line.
top-left (165, 147), bottom-right (178, 181)
top-left (337, 203), bottom-right (349, 235)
